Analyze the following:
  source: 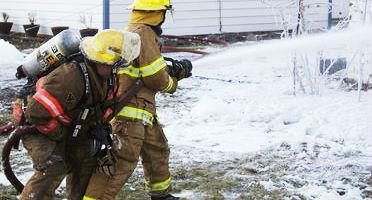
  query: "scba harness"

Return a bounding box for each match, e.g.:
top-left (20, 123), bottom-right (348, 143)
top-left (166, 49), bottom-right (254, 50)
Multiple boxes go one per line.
top-left (16, 52), bottom-right (117, 175)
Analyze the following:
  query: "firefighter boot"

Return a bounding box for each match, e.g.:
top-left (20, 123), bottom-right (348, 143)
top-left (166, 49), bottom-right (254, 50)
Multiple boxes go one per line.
top-left (151, 194), bottom-right (181, 200)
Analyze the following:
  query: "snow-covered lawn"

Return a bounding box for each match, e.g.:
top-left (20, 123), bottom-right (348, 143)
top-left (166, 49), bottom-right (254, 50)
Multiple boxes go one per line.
top-left (158, 25), bottom-right (372, 199)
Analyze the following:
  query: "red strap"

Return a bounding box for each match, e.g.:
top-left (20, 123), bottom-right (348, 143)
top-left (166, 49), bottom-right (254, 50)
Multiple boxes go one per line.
top-left (103, 108), bottom-right (113, 120)
top-left (106, 84), bottom-right (118, 101)
top-left (12, 104), bottom-right (24, 122)
top-left (37, 118), bottom-right (58, 134)
top-left (36, 77), bottom-right (45, 89)
top-left (33, 87), bottom-right (72, 125)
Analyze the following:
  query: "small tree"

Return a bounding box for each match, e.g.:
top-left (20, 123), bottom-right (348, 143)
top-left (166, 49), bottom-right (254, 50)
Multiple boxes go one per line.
top-left (1, 12), bottom-right (10, 22)
top-left (27, 12), bottom-right (37, 25)
top-left (79, 14), bottom-right (93, 29)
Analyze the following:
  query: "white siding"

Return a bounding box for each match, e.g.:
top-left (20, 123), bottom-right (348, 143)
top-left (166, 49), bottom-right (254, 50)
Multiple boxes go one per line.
top-left (1, 0), bottom-right (348, 36)
top-left (110, 0), bottom-right (221, 35)
top-left (0, 0), bottom-right (103, 35)
top-left (110, 0), bottom-right (348, 35)
top-left (109, 1), bottom-right (131, 30)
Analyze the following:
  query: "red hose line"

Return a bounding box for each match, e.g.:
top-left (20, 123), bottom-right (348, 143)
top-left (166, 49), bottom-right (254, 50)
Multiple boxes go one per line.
top-left (160, 34), bottom-right (229, 55)
top-left (162, 46), bottom-right (208, 55)
top-left (161, 35), bottom-right (229, 47)
top-left (0, 123), bottom-right (16, 135)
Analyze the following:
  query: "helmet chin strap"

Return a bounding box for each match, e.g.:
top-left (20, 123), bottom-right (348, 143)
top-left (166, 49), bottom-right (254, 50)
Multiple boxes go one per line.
top-left (113, 57), bottom-right (128, 69)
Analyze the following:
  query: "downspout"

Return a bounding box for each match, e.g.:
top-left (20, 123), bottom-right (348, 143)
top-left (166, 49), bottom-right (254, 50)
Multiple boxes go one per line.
top-left (218, 0), bottom-right (222, 32)
top-left (103, 0), bottom-right (110, 29)
top-left (328, 0), bottom-right (332, 30)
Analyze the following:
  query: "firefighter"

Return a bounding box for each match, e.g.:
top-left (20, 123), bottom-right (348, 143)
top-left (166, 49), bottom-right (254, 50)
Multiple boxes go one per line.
top-left (84, 0), bottom-right (193, 200)
top-left (15, 29), bottom-right (141, 200)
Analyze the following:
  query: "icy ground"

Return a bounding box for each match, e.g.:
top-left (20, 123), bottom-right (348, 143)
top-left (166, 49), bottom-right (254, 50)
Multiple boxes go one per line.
top-left (157, 25), bottom-right (372, 199)
top-left (0, 25), bottom-right (372, 199)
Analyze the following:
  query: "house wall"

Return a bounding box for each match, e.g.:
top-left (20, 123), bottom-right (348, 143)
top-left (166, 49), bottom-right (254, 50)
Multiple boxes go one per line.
top-left (0, 0), bottom-right (349, 36)
top-left (110, 0), bottom-right (349, 35)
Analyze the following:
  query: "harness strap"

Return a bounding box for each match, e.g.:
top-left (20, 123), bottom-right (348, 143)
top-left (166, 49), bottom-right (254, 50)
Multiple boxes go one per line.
top-left (72, 61), bottom-right (91, 137)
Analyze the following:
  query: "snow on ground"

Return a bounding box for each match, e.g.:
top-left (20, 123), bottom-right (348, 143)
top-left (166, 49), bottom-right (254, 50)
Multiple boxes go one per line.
top-left (0, 39), bottom-right (24, 88)
top-left (160, 25), bottom-right (372, 154)
top-left (0, 25), bottom-right (372, 199)
top-left (158, 25), bottom-right (372, 199)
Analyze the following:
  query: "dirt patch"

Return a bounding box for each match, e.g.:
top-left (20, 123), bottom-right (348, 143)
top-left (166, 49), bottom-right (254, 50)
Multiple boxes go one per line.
top-left (1, 30), bottom-right (283, 52)
top-left (0, 87), bottom-right (18, 109)
top-left (0, 32), bottom-right (51, 50)
top-left (0, 143), bottom-right (370, 199)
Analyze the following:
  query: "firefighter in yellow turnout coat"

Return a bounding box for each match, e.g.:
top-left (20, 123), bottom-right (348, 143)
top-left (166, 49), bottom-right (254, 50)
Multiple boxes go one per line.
top-left (84, 1), bottom-right (193, 200)
top-left (16, 30), bottom-right (141, 200)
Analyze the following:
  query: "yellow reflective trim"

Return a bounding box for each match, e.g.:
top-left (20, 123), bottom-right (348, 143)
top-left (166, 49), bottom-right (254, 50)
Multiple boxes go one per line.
top-left (140, 56), bottom-right (167, 77)
top-left (117, 56), bottom-right (166, 78)
top-left (117, 65), bottom-right (141, 78)
top-left (161, 75), bottom-right (174, 92)
top-left (117, 106), bottom-right (154, 125)
top-left (83, 196), bottom-right (96, 200)
top-left (144, 178), bottom-right (171, 192)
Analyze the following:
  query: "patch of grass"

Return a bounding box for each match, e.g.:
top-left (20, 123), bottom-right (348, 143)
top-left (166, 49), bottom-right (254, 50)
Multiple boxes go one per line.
top-left (114, 166), bottom-right (241, 199)
top-left (0, 184), bottom-right (18, 200)
top-left (237, 182), bottom-right (305, 200)
top-left (115, 171), bottom-right (148, 200)
top-left (172, 167), bottom-right (240, 199)
top-left (0, 184), bottom-right (66, 200)
top-left (116, 180), bottom-right (148, 200)
top-left (0, 109), bottom-right (13, 126)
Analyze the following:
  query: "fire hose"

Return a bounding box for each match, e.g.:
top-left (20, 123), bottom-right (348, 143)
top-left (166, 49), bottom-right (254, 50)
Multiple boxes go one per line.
top-left (1, 125), bottom-right (31, 193)
top-left (0, 123), bottom-right (16, 135)
top-left (161, 35), bottom-right (229, 55)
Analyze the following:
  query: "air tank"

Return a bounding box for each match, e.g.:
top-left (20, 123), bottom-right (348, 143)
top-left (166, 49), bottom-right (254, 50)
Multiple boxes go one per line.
top-left (20, 29), bottom-right (81, 78)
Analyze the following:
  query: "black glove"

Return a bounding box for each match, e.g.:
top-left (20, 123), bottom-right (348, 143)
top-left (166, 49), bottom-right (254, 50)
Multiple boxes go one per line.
top-left (16, 78), bottom-right (36, 99)
top-left (88, 124), bottom-right (113, 157)
top-left (166, 58), bottom-right (193, 80)
top-left (96, 148), bottom-right (117, 177)
top-left (15, 65), bottom-right (27, 79)
top-left (89, 124), bottom-right (117, 176)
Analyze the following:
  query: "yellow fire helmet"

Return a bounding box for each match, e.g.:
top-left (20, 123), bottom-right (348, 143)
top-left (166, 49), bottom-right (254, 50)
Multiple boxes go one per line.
top-left (129, 0), bottom-right (172, 11)
top-left (81, 29), bottom-right (141, 66)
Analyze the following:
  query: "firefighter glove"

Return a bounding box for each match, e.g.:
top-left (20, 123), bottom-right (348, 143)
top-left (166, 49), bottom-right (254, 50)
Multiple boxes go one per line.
top-left (168, 59), bottom-right (193, 80)
top-left (88, 124), bottom-right (113, 157)
top-left (12, 99), bottom-right (24, 124)
top-left (96, 148), bottom-right (117, 177)
top-left (89, 124), bottom-right (117, 176)
top-left (16, 65), bottom-right (26, 79)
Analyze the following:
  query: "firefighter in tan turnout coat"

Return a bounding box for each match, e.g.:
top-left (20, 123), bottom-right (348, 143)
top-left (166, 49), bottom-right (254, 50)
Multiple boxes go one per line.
top-left (14, 29), bottom-right (141, 200)
top-left (84, 0), bottom-right (193, 200)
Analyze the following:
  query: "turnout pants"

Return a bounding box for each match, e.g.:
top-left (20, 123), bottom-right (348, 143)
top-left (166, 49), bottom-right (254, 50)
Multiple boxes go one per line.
top-left (20, 133), bottom-right (96, 200)
top-left (84, 119), bottom-right (171, 200)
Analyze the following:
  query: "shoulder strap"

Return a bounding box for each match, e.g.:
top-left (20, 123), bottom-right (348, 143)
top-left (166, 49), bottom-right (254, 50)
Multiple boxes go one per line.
top-left (112, 79), bottom-right (144, 117)
top-left (101, 78), bottom-right (143, 120)
top-left (75, 60), bottom-right (91, 105)
top-left (71, 60), bottom-right (92, 137)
